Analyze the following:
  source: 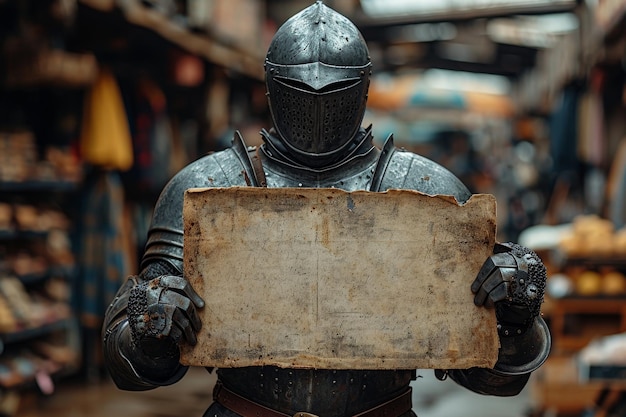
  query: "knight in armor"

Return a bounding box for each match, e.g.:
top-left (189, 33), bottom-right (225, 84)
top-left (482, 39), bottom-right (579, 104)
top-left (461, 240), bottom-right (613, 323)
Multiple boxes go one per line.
top-left (102, 2), bottom-right (550, 416)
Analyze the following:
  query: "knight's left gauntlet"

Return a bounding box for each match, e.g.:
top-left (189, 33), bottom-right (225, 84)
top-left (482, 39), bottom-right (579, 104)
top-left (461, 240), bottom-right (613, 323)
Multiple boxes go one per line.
top-left (471, 242), bottom-right (551, 375)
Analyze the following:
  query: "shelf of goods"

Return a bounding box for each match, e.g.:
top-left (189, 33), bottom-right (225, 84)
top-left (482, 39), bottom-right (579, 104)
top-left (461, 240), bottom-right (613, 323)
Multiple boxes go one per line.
top-left (546, 215), bottom-right (626, 354)
top-left (0, 177), bottom-right (81, 399)
top-left (533, 215), bottom-right (626, 416)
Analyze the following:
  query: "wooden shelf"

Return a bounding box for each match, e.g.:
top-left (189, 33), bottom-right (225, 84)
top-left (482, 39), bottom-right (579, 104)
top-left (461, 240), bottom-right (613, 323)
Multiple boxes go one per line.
top-left (532, 355), bottom-right (606, 415)
top-left (549, 297), bottom-right (626, 354)
top-left (0, 180), bottom-right (80, 193)
top-left (0, 317), bottom-right (75, 347)
top-left (78, 0), bottom-right (264, 80)
top-left (1, 48), bottom-right (98, 89)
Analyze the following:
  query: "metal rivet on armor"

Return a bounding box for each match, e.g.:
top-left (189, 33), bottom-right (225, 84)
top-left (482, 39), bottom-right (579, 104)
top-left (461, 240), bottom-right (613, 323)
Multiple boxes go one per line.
top-left (298, 183), bottom-right (303, 187)
top-left (517, 329), bottom-right (522, 334)
top-left (260, 383), bottom-right (264, 388)
top-left (504, 329), bottom-right (509, 336)
top-left (332, 380), bottom-right (337, 384)
top-left (350, 378), bottom-right (354, 383)
top-left (362, 385), bottom-right (367, 390)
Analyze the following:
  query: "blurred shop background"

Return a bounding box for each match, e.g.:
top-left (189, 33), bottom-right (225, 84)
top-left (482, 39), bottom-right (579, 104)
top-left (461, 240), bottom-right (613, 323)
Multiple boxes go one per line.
top-left (0, 0), bottom-right (626, 416)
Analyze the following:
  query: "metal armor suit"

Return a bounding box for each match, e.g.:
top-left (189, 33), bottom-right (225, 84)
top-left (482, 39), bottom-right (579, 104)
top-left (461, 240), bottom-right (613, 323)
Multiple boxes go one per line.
top-left (102, 2), bottom-right (550, 417)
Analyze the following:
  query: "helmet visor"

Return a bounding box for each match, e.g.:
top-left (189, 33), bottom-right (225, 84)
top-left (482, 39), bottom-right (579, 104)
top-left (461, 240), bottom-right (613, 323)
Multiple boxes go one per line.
top-left (266, 61), bottom-right (370, 156)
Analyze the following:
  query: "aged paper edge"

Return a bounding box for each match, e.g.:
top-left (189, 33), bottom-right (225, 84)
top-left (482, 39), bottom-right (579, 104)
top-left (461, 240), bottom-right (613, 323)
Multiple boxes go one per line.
top-left (180, 187), bottom-right (499, 370)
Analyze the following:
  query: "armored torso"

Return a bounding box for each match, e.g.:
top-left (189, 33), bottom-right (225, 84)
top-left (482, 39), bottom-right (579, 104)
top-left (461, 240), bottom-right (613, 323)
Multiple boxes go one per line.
top-left (142, 128), bottom-right (471, 274)
top-left (137, 129), bottom-right (471, 417)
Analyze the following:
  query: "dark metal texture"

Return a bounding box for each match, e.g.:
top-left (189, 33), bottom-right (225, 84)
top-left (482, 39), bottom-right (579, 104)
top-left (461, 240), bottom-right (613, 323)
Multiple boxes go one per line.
top-left (216, 367), bottom-right (415, 417)
top-left (265, 2), bottom-right (372, 167)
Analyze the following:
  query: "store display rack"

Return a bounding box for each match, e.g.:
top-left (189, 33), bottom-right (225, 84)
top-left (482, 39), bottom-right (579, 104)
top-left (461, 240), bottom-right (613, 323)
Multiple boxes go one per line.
top-left (0, 177), bottom-right (81, 396)
top-left (548, 252), bottom-right (626, 353)
top-left (533, 242), bottom-right (626, 416)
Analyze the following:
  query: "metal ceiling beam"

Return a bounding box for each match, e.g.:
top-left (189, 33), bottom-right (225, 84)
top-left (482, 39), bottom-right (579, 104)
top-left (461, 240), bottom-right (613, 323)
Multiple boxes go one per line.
top-left (353, 1), bottom-right (578, 28)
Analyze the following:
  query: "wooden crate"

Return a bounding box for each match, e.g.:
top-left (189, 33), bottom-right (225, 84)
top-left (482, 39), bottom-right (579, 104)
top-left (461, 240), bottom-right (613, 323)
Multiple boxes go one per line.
top-left (531, 355), bottom-right (605, 415)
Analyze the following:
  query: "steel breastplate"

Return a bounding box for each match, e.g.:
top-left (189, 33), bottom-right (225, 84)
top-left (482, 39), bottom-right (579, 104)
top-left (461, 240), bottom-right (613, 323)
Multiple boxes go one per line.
top-left (141, 130), bottom-right (471, 274)
top-left (261, 147), bottom-right (380, 190)
top-left (217, 366), bottom-right (415, 417)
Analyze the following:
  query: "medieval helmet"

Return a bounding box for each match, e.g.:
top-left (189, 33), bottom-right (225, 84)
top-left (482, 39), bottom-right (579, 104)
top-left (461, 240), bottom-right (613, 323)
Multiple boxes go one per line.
top-left (265, 1), bottom-right (372, 166)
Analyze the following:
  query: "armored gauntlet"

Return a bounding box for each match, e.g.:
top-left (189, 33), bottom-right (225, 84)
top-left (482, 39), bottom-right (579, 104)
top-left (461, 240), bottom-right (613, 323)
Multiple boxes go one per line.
top-left (472, 243), bottom-right (545, 333)
top-left (102, 273), bottom-right (204, 390)
top-left (127, 275), bottom-right (204, 359)
top-left (471, 242), bottom-right (551, 375)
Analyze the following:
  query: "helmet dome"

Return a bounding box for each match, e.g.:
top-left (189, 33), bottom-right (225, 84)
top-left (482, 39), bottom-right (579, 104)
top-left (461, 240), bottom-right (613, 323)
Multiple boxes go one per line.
top-left (265, 1), bottom-right (372, 167)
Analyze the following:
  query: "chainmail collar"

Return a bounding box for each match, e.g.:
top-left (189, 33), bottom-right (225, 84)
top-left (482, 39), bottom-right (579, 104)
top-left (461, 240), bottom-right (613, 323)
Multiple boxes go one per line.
top-left (260, 125), bottom-right (377, 173)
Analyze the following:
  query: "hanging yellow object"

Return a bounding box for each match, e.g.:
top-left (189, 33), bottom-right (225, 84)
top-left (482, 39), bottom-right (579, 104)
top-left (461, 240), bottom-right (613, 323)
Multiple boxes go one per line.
top-left (80, 68), bottom-right (133, 171)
